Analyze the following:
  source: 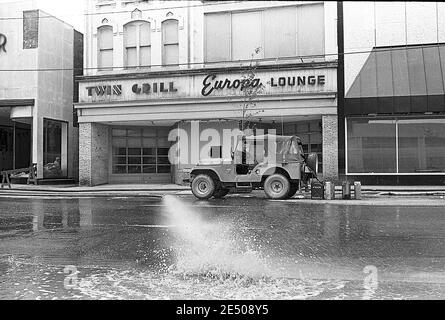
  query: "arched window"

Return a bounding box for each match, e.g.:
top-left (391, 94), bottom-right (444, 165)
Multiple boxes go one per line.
top-left (124, 21), bottom-right (151, 68)
top-left (97, 25), bottom-right (113, 70)
top-left (162, 19), bottom-right (178, 66)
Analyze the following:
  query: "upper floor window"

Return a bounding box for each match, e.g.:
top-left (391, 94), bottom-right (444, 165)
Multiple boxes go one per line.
top-left (97, 25), bottom-right (113, 70)
top-left (124, 21), bottom-right (151, 68)
top-left (162, 19), bottom-right (179, 66)
top-left (204, 4), bottom-right (324, 63)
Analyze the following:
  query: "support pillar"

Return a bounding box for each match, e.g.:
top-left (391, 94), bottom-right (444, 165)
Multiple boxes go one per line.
top-left (79, 122), bottom-right (109, 186)
top-left (322, 115), bottom-right (339, 182)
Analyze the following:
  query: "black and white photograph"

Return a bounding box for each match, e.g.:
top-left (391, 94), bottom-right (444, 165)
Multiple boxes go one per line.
top-left (1, 0), bottom-right (445, 308)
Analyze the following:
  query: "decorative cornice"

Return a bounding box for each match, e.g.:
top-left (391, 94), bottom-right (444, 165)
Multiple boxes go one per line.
top-left (77, 61), bottom-right (338, 82)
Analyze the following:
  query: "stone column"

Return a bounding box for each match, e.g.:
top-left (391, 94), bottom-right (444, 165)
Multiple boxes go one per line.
top-left (79, 122), bottom-right (109, 186)
top-left (322, 115), bottom-right (339, 182)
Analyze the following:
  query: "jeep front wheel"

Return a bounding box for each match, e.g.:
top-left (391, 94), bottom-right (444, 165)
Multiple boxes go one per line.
top-left (191, 174), bottom-right (216, 199)
top-left (263, 174), bottom-right (291, 199)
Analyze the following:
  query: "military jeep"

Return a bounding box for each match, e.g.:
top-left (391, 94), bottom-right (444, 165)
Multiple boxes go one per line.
top-left (187, 134), bottom-right (319, 200)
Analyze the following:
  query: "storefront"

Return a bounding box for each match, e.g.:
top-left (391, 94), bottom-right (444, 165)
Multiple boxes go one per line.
top-left (76, 62), bottom-right (338, 186)
top-left (0, 6), bottom-right (82, 182)
top-left (343, 43), bottom-right (445, 184)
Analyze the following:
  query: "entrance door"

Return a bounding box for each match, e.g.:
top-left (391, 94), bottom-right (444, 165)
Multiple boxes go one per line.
top-left (14, 122), bottom-right (31, 169)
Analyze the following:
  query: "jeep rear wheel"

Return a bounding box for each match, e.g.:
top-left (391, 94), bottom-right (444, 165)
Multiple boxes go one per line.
top-left (191, 174), bottom-right (216, 199)
top-left (286, 183), bottom-right (299, 199)
top-left (264, 174), bottom-right (291, 199)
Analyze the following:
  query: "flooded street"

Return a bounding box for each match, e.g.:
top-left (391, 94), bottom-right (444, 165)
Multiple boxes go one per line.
top-left (1, 194), bottom-right (445, 300)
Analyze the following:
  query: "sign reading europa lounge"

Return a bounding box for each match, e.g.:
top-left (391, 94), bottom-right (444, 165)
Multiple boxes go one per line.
top-left (80, 68), bottom-right (335, 102)
top-left (201, 74), bottom-right (326, 96)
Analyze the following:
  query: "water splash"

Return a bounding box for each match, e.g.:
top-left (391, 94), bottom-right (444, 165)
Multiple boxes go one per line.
top-left (162, 195), bottom-right (272, 279)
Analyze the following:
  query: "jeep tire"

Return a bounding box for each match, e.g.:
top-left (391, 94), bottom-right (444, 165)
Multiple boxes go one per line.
top-left (264, 174), bottom-right (291, 199)
top-left (286, 183), bottom-right (299, 199)
top-left (191, 174), bottom-right (216, 199)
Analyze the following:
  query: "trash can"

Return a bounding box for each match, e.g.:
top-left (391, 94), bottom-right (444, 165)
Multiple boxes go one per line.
top-left (311, 180), bottom-right (324, 200)
top-left (342, 181), bottom-right (351, 199)
top-left (324, 181), bottom-right (335, 200)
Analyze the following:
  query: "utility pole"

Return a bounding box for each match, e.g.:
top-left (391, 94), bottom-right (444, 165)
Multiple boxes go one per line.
top-left (337, 1), bottom-right (345, 178)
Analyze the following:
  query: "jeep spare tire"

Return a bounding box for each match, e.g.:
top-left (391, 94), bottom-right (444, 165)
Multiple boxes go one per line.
top-left (264, 174), bottom-right (291, 199)
top-left (191, 174), bottom-right (216, 199)
top-left (306, 153), bottom-right (318, 174)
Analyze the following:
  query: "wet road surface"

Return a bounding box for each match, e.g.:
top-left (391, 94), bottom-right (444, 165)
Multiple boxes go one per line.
top-left (1, 194), bottom-right (445, 300)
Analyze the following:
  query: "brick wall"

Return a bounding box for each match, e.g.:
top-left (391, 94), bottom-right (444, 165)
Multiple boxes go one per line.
top-left (322, 115), bottom-right (338, 181)
top-left (79, 122), bottom-right (109, 186)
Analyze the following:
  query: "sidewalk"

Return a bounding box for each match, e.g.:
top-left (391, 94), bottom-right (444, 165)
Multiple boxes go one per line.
top-left (0, 183), bottom-right (188, 198)
top-left (1, 183), bottom-right (445, 197)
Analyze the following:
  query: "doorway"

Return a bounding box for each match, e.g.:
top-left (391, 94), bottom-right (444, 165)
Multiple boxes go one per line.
top-left (14, 121), bottom-right (31, 169)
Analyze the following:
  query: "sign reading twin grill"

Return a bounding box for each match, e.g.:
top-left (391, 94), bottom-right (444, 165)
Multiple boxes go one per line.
top-left (86, 82), bottom-right (177, 97)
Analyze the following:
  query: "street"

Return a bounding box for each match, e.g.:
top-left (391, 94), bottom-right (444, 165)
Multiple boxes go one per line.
top-left (1, 193), bottom-right (445, 299)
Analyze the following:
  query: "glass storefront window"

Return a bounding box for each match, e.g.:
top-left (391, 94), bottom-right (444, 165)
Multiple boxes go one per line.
top-left (43, 119), bottom-right (63, 178)
top-left (347, 118), bottom-right (445, 174)
top-left (398, 120), bottom-right (445, 173)
top-left (111, 127), bottom-right (171, 174)
top-left (347, 119), bottom-right (397, 173)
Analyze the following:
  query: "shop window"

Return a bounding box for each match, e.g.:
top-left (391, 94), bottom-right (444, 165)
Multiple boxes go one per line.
top-left (112, 128), bottom-right (171, 174)
top-left (347, 118), bottom-right (445, 174)
top-left (43, 119), bottom-right (67, 178)
top-left (97, 25), bottom-right (113, 70)
top-left (124, 21), bottom-right (151, 68)
top-left (204, 3), bottom-right (324, 63)
top-left (398, 120), bottom-right (445, 173)
top-left (162, 19), bottom-right (179, 65)
top-left (347, 119), bottom-right (397, 173)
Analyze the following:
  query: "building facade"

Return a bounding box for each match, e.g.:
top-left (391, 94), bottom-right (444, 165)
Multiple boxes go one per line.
top-left (0, 0), bottom-right (83, 181)
top-left (340, 1), bottom-right (445, 184)
top-left (76, 0), bottom-right (338, 186)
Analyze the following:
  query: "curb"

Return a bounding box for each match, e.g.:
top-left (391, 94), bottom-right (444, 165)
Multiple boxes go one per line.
top-left (0, 188), bottom-right (190, 194)
top-left (0, 192), bottom-right (166, 198)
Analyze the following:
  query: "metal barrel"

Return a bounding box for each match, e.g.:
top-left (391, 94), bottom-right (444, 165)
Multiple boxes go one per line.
top-left (342, 181), bottom-right (351, 199)
top-left (324, 181), bottom-right (335, 200)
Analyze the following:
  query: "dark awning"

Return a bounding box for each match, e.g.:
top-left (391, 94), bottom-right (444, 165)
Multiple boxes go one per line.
top-left (345, 43), bottom-right (445, 116)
